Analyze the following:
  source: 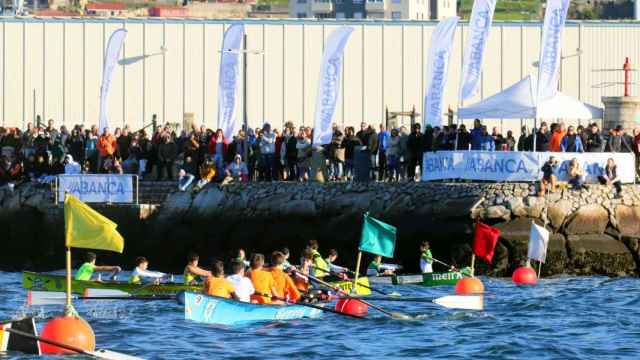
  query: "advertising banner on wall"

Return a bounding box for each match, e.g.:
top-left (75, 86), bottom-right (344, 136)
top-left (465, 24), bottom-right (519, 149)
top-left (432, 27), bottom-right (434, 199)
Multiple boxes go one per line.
top-left (58, 175), bottom-right (134, 203)
top-left (422, 151), bottom-right (636, 183)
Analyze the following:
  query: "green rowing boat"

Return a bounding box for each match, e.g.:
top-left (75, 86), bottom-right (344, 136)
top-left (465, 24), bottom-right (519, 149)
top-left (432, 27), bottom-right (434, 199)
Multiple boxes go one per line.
top-left (379, 267), bottom-right (473, 286)
top-left (22, 271), bottom-right (372, 296)
top-left (22, 272), bottom-right (199, 296)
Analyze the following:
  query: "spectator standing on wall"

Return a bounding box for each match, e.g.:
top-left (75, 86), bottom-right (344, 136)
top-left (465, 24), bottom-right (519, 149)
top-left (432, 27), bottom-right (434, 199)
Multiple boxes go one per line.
top-left (398, 125), bottom-right (409, 180)
top-left (491, 127), bottom-right (505, 150)
top-left (479, 126), bottom-right (495, 151)
top-left (585, 124), bottom-right (604, 153)
top-left (66, 128), bottom-right (85, 164)
top-left (342, 126), bottom-right (361, 181)
top-left (606, 125), bottom-right (634, 153)
top-left (536, 122), bottom-right (551, 152)
top-left (330, 126), bottom-right (345, 181)
top-left (549, 123), bottom-right (566, 152)
top-left (504, 130), bottom-right (516, 151)
top-left (377, 124), bottom-right (389, 181)
top-left (560, 126), bottom-right (584, 153)
top-left (456, 124), bottom-right (471, 150)
top-left (406, 123), bottom-right (423, 181)
top-left (387, 128), bottom-right (401, 182)
top-left (296, 128), bottom-right (311, 181)
top-left (156, 134), bottom-right (177, 181)
top-left (259, 123), bottom-right (276, 181)
top-left (96, 127), bottom-right (116, 173)
top-left (117, 127), bottom-right (132, 161)
top-left (470, 119), bottom-right (483, 150)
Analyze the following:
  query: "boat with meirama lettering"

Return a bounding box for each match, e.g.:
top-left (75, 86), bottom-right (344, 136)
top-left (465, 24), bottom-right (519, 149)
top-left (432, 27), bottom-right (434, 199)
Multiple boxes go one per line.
top-left (368, 267), bottom-right (473, 286)
top-left (22, 271), bottom-right (372, 296)
top-left (183, 292), bottom-right (323, 326)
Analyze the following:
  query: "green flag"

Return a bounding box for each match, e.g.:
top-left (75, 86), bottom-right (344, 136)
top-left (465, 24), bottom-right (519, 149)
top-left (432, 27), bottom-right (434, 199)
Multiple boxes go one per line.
top-left (359, 213), bottom-right (396, 258)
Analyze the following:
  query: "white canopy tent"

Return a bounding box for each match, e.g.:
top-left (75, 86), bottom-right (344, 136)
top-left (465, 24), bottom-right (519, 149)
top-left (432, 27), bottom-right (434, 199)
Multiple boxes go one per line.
top-left (458, 76), bottom-right (603, 120)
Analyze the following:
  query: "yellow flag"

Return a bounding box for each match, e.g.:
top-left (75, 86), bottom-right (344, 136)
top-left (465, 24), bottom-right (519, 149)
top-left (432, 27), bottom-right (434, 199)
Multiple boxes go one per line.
top-left (64, 194), bottom-right (124, 253)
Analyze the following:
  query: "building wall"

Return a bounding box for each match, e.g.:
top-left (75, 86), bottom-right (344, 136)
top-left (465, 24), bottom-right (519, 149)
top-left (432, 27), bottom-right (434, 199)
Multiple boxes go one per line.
top-left (0, 18), bottom-right (637, 137)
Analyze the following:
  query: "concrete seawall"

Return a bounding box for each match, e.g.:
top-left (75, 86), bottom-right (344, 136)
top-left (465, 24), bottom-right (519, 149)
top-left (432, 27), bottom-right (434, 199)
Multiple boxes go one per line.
top-left (2, 182), bottom-right (639, 276)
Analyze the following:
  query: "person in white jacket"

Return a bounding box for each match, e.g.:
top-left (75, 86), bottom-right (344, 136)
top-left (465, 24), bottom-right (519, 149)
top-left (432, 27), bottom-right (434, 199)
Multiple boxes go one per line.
top-left (129, 257), bottom-right (166, 284)
top-left (64, 154), bottom-right (81, 174)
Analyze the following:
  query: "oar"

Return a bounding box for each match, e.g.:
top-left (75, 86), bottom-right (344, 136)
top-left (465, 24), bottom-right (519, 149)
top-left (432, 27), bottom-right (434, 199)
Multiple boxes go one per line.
top-left (4, 327), bottom-right (142, 360)
top-left (424, 256), bottom-right (459, 271)
top-left (352, 295), bottom-right (484, 311)
top-left (310, 266), bottom-right (401, 297)
top-left (27, 291), bottom-right (174, 306)
top-left (254, 292), bottom-right (364, 320)
top-left (291, 269), bottom-right (413, 320)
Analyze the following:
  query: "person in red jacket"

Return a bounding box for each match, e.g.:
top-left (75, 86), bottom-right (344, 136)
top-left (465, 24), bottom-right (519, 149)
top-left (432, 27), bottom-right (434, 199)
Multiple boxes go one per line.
top-left (96, 127), bottom-right (116, 173)
top-left (208, 129), bottom-right (229, 173)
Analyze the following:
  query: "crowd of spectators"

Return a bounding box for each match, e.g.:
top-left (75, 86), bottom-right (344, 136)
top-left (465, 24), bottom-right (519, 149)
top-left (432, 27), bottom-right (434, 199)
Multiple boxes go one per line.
top-left (1, 117), bottom-right (639, 189)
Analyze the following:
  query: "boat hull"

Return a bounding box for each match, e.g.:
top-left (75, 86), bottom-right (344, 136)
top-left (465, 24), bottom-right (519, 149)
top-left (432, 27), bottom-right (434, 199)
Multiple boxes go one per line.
top-left (22, 272), bottom-right (199, 296)
top-left (183, 292), bottom-right (323, 326)
top-left (386, 268), bottom-right (472, 286)
top-left (329, 277), bottom-right (371, 295)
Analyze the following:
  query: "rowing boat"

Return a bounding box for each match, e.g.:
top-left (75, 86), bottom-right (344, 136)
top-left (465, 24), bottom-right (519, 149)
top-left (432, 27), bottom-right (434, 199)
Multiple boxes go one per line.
top-left (367, 268), bottom-right (473, 287)
top-left (23, 271), bottom-right (371, 296)
top-left (22, 272), bottom-right (199, 296)
top-left (0, 318), bottom-right (41, 355)
top-left (183, 292), bottom-right (323, 326)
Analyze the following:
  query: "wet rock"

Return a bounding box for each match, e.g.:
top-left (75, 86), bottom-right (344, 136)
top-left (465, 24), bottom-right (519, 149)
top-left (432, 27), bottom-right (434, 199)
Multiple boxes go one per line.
top-left (160, 192), bottom-right (193, 220)
top-left (280, 200), bottom-right (316, 217)
top-left (190, 186), bottom-right (224, 217)
top-left (565, 204), bottom-right (609, 235)
top-left (547, 200), bottom-right (572, 230)
top-left (614, 205), bottom-right (640, 237)
top-left (567, 234), bottom-right (635, 275)
top-left (483, 205), bottom-right (510, 220)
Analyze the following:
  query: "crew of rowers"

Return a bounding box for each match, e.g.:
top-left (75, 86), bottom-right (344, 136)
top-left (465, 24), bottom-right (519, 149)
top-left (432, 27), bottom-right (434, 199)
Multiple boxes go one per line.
top-left (74, 239), bottom-right (438, 303)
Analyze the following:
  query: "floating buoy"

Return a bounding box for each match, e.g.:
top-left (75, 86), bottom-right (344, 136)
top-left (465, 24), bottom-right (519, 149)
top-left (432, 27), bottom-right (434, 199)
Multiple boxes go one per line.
top-left (335, 298), bottom-right (368, 316)
top-left (455, 277), bottom-right (484, 295)
top-left (40, 316), bottom-right (95, 354)
top-left (512, 266), bottom-right (537, 285)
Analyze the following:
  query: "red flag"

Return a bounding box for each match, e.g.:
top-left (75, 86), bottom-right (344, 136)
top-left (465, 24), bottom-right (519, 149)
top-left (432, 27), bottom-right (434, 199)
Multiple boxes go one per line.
top-left (473, 222), bottom-right (501, 264)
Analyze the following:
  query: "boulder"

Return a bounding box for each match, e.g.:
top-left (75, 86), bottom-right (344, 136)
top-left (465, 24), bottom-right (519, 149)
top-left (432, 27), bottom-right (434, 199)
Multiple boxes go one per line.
top-left (190, 186), bottom-right (224, 217)
top-left (506, 197), bottom-right (527, 217)
top-left (482, 205), bottom-right (510, 220)
top-left (524, 196), bottom-right (545, 218)
top-left (566, 234), bottom-right (636, 275)
top-left (433, 197), bottom-right (479, 219)
top-left (564, 204), bottom-right (609, 235)
top-left (22, 191), bottom-right (51, 213)
top-left (159, 192), bottom-right (193, 220)
top-left (547, 200), bottom-right (572, 230)
top-left (614, 205), bottom-right (640, 237)
top-left (280, 200), bottom-right (317, 217)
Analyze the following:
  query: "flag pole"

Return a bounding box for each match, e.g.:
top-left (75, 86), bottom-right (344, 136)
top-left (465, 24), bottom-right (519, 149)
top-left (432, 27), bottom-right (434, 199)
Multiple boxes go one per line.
top-left (64, 246), bottom-right (74, 317)
top-left (537, 260), bottom-right (542, 278)
top-left (352, 251), bottom-right (363, 294)
top-left (470, 254), bottom-right (476, 277)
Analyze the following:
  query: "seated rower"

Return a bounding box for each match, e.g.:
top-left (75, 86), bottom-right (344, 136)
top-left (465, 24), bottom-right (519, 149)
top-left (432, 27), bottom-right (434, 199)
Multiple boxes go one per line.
top-left (420, 241), bottom-right (433, 274)
top-left (247, 253), bottom-right (277, 304)
top-left (325, 249), bottom-right (349, 277)
top-left (129, 257), bottom-right (166, 285)
top-left (269, 251), bottom-right (300, 303)
top-left (293, 252), bottom-right (313, 294)
top-left (308, 240), bottom-right (329, 278)
top-left (366, 255), bottom-right (399, 277)
top-left (281, 247), bottom-right (293, 269)
top-left (184, 252), bottom-right (212, 285)
top-left (203, 260), bottom-right (239, 300)
top-left (226, 260), bottom-right (255, 302)
top-left (75, 252), bottom-right (121, 281)
top-left (236, 248), bottom-right (250, 268)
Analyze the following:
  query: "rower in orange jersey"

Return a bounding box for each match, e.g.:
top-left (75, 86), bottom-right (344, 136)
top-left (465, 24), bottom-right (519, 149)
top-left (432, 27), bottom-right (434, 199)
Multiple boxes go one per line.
top-left (202, 260), bottom-right (239, 300)
top-left (247, 253), bottom-right (277, 304)
top-left (269, 251), bottom-right (300, 303)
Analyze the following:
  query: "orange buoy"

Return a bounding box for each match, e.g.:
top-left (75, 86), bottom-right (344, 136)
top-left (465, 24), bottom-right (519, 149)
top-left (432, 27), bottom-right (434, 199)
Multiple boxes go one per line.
top-left (40, 316), bottom-right (95, 354)
top-left (455, 277), bottom-right (484, 295)
top-left (334, 298), bottom-right (368, 316)
top-left (512, 266), bottom-right (537, 285)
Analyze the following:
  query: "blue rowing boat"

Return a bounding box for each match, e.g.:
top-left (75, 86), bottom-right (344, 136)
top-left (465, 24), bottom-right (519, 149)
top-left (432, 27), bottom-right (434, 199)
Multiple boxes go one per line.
top-left (183, 292), bottom-right (324, 326)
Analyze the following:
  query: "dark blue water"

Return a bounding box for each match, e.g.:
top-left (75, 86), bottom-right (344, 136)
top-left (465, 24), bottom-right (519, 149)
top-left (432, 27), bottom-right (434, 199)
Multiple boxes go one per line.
top-left (2, 272), bottom-right (639, 359)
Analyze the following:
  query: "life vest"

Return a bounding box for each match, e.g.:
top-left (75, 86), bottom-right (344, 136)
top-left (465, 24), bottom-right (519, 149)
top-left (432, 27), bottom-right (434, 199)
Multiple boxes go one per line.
top-left (311, 250), bottom-right (328, 278)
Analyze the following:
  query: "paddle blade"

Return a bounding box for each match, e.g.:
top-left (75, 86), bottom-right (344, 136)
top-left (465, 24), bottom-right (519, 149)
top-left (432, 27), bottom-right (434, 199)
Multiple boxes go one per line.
top-left (88, 349), bottom-right (144, 360)
top-left (84, 289), bottom-right (131, 297)
top-left (27, 291), bottom-right (68, 306)
top-left (433, 295), bottom-right (484, 311)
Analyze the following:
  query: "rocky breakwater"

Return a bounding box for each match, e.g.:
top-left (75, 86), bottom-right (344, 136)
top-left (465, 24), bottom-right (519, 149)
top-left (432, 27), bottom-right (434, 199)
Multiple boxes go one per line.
top-left (154, 182), bottom-right (640, 276)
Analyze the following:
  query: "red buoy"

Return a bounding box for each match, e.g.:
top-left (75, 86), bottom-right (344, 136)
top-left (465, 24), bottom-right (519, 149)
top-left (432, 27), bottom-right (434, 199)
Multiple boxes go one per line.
top-left (40, 316), bottom-right (96, 354)
top-left (512, 266), bottom-right (537, 285)
top-left (455, 277), bottom-right (484, 295)
top-left (334, 298), bottom-right (368, 316)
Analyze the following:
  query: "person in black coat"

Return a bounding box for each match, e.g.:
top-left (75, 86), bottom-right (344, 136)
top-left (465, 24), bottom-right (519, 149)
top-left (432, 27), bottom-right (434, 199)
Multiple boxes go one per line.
top-left (535, 122), bottom-right (551, 152)
top-left (407, 123), bottom-right (424, 181)
top-left (585, 124), bottom-right (604, 152)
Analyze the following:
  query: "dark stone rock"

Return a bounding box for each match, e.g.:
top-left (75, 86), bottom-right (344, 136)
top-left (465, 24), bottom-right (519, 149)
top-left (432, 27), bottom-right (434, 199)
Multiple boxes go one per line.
top-left (566, 234), bottom-right (635, 275)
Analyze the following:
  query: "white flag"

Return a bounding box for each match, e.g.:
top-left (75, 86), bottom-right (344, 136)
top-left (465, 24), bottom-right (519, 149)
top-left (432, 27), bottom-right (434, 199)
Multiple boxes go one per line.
top-left (528, 223), bottom-right (550, 263)
top-left (217, 24), bottom-right (244, 141)
top-left (459, 0), bottom-right (496, 102)
top-left (313, 26), bottom-right (353, 146)
top-left (99, 29), bottom-right (127, 132)
top-left (536, 0), bottom-right (569, 104)
top-left (423, 17), bottom-right (459, 128)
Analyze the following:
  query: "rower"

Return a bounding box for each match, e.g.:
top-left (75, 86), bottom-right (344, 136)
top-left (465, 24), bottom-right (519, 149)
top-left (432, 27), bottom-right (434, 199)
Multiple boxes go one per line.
top-left (235, 248), bottom-right (250, 268)
top-left (203, 260), bottom-right (239, 300)
top-left (74, 252), bottom-right (121, 281)
top-left (366, 255), bottom-right (399, 277)
top-left (269, 251), bottom-right (300, 303)
top-left (420, 240), bottom-right (434, 274)
top-left (247, 253), bottom-right (277, 304)
top-left (325, 249), bottom-right (349, 278)
top-left (308, 240), bottom-right (329, 278)
top-left (293, 252), bottom-right (313, 293)
top-left (281, 247), bottom-right (292, 269)
top-left (129, 257), bottom-right (166, 285)
top-left (226, 260), bottom-right (255, 302)
top-left (183, 252), bottom-right (212, 285)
